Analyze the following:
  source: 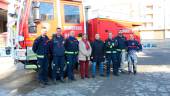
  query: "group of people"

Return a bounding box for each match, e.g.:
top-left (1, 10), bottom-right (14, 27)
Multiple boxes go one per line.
top-left (32, 27), bottom-right (142, 87)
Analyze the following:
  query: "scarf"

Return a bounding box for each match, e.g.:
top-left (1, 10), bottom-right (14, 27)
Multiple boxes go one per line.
top-left (82, 38), bottom-right (90, 50)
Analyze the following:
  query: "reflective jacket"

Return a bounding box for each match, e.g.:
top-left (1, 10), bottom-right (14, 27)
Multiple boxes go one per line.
top-left (114, 35), bottom-right (127, 50)
top-left (64, 36), bottom-right (79, 55)
top-left (127, 40), bottom-right (142, 52)
top-left (104, 38), bottom-right (118, 54)
top-left (49, 34), bottom-right (65, 56)
top-left (32, 35), bottom-right (49, 56)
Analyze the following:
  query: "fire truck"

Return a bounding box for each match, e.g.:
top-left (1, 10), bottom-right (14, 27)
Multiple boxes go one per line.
top-left (8, 0), bottom-right (141, 70)
top-left (8, 0), bottom-right (85, 69)
top-left (88, 18), bottom-right (141, 42)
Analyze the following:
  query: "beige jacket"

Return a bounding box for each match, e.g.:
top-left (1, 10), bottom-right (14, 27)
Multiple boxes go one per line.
top-left (78, 40), bottom-right (92, 61)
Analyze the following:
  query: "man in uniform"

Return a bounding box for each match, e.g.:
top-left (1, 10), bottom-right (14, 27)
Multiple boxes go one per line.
top-left (127, 34), bottom-right (142, 74)
top-left (32, 28), bottom-right (49, 87)
top-left (49, 27), bottom-right (65, 84)
top-left (105, 32), bottom-right (119, 76)
top-left (114, 30), bottom-right (127, 72)
top-left (65, 31), bottom-right (79, 81)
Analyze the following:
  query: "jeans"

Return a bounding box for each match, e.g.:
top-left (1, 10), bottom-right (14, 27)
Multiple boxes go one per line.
top-left (92, 62), bottom-right (104, 77)
top-left (128, 51), bottom-right (137, 72)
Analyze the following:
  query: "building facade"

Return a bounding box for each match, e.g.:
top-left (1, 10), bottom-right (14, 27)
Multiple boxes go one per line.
top-left (84, 0), bottom-right (170, 41)
top-left (0, 0), bottom-right (8, 48)
top-left (138, 0), bottom-right (170, 40)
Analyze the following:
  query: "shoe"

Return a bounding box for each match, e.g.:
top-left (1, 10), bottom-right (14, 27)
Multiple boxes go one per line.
top-left (92, 75), bottom-right (95, 78)
top-left (71, 78), bottom-right (76, 81)
top-left (100, 74), bottom-right (104, 77)
top-left (113, 73), bottom-right (119, 76)
top-left (60, 77), bottom-right (65, 83)
top-left (39, 82), bottom-right (45, 88)
top-left (128, 71), bottom-right (132, 74)
top-left (134, 70), bottom-right (137, 75)
top-left (81, 77), bottom-right (84, 79)
top-left (85, 75), bottom-right (90, 78)
top-left (52, 80), bottom-right (57, 84)
top-left (44, 82), bottom-right (50, 85)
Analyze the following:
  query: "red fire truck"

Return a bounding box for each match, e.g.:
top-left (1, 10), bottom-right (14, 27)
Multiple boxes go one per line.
top-left (8, 0), bottom-right (85, 69)
top-left (88, 18), bottom-right (141, 42)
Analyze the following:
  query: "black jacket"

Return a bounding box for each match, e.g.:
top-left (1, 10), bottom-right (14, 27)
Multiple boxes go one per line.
top-left (64, 36), bottom-right (79, 54)
top-left (32, 35), bottom-right (49, 55)
top-left (91, 39), bottom-right (104, 62)
top-left (104, 38), bottom-right (118, 52)
top-left (114, 35), bottom-right (127, 50)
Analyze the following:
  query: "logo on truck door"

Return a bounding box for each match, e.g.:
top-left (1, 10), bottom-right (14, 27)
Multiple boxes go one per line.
top-left (63, 26), bottom-right (82, 30)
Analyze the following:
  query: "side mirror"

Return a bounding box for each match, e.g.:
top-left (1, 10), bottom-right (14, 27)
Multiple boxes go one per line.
top-left (32, 1), bottom-right (40, 23)
top-left (29, 22), bottom-right (37, 33)
top-left (18, 35), bottom-right (24, 41)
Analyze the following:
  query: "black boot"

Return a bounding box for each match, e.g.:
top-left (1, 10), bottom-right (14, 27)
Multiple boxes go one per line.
top-left (60, 77), bottom-right (65, 83)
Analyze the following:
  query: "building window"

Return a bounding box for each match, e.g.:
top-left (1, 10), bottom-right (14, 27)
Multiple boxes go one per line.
top-left (146, 22), bottom-right (153, 28)
top-left (146, 5), bottom-right (153, 10)
top-left (40, 2), bottom-right (54, 21)
top-left (146, 14), bottom-right (153, 19)
top-left (64, 5), bottom-right (80, 24)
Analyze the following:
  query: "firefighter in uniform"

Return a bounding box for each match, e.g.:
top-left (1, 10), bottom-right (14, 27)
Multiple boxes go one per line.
top-left (49, 27), bottom-right (65, 84)
top-left (105, 32), bottom-right (119, 76)
top-left (114, 30), bottom-right (127, 72)
top-left (127, 34), bottom-right (142, 74)
top-left (65, 31), bottom-right (79, 81)
top-left (32, 28), bottom-right (49, 87)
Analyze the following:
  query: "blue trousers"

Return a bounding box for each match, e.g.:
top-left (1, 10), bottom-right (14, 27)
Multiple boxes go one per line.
top-left (128, 51), bottom-right (137, 72)
top-left (37, 56), bottom-right (48, 82)
top-left (52, 56), bottom-right (65, 80)
top-left (66, 55), bottom-right (77, 80)
top-left (106, 53), bottom-right (118, 76)
top-left (92, 62), bottom-right (104, 77)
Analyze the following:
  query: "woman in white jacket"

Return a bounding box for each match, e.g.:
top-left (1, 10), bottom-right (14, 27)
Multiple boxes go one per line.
top-left (78, 34), bottom-right (92, 79)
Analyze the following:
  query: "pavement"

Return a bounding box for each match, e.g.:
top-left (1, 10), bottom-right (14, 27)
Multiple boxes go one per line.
top-left (1, 48), bottom-right (170, 96)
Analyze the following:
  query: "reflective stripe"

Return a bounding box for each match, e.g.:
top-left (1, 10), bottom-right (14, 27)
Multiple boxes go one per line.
top-left (106, 51), bottom-right (117, 54)
top-left (109, 46), bottom-right (112, 48)
top-left (116, 49), bottom-right (126, 52)
top-left (37, 55), bottom-right (44, 58)
top-left (66, 62), bottom-right (69, 64)
top-left (122, 49), bottom-right (126, 51)
top-left (116, 49), bottom-right (121, 51)
top-left (75, 52), bottom-right (78, 54)
top-left (112, 51), bottom-right (117, 53)
top-left (65, 51), bottom-right (78, 55)
top-left (65, 51), bottom-right (74, 54)
top-left (106, 51), bottom-right (112, 53)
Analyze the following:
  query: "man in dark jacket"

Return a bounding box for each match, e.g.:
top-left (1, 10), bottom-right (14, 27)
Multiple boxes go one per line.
top-left (49, 27), bottom-right (65, 84)
top-left (65, 31), bottom-right (79, 81)
top-left (91, 33), bottom-right (105, 77)
top-left (127, 34), bottom-right (142, 74)
top-left (114, 30), bottom-right (127, 72)
top-left (105, 32), bottom-right (119, 76)
top-left (32, 28), bottom-right (49, 87)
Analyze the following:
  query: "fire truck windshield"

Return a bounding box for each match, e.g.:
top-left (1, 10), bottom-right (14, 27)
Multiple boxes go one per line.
top-left (64, 4), bottom-right (80, 24)
top-left (39, 2), bottom-right (54, 21)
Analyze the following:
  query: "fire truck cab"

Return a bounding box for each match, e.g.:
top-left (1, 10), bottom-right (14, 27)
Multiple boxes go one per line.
top-left (11, 0), bottom-right (85, 69)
